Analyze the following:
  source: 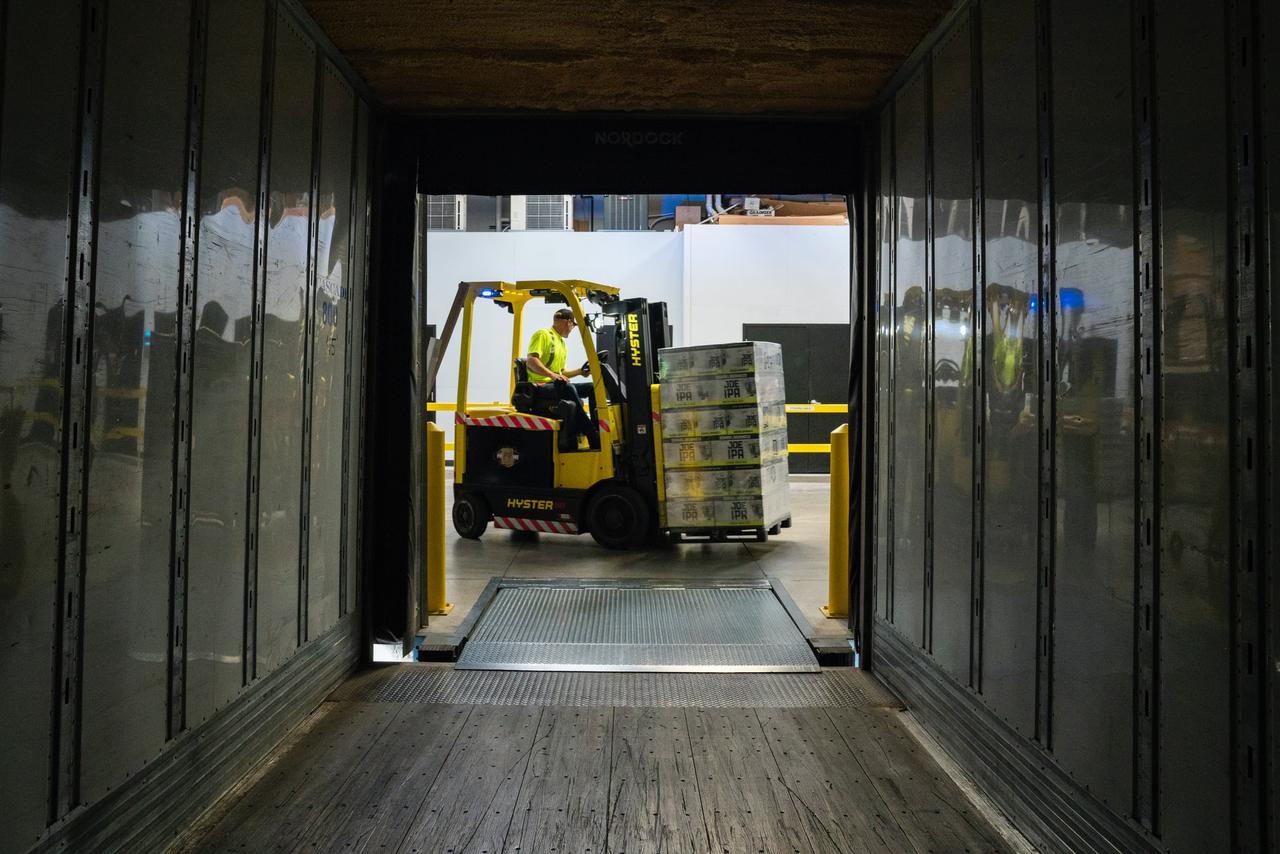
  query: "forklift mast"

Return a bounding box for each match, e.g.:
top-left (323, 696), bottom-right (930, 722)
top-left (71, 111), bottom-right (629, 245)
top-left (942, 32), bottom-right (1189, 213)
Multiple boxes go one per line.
top-left (600, 298), bottom-right (670, 515)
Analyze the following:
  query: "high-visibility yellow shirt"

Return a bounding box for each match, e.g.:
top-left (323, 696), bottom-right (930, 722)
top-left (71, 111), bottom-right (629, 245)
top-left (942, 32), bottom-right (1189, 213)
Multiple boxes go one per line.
top-left (527, 327), bottom-right (567, 382)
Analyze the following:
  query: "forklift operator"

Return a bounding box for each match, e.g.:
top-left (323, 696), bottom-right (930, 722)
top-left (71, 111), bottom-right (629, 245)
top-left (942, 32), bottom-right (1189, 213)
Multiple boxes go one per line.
top-left (525, 308), bottom-right (595, 446)
top-left (525, 308), bottom-right (586, 383)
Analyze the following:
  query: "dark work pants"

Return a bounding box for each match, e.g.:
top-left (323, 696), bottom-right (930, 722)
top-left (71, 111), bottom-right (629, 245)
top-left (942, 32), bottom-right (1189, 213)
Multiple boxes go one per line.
top-left (530, 381), bottom-right (596, 449)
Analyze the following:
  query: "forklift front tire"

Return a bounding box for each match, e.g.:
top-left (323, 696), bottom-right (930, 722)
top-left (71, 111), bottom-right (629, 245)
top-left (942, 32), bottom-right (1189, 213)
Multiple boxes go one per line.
top-left (586, 484), bottom-right (651, 550)
top-left (452, 493), bottom-right (490, 539)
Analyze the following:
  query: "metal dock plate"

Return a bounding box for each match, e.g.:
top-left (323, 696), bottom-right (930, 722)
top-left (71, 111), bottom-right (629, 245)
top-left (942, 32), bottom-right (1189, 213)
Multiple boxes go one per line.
top-left (455, 585), bottom-right (820, 673)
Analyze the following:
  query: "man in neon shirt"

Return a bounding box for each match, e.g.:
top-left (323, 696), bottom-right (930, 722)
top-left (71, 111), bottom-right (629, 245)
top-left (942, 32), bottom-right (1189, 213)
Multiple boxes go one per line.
top-left (525, 308), bottom-right (588, 383)
top-left (524, 308), bottom-right (594, 449)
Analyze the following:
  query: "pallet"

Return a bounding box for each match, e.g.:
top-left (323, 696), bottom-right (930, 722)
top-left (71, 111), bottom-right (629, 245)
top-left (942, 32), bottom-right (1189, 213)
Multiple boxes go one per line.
top-left (666, 515), bottom-right (792, 544)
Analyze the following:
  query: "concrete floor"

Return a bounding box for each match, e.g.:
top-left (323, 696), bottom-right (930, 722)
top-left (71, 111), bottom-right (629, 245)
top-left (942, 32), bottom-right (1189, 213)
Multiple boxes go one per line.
top-left (423, 477), bottom-right (849, 647)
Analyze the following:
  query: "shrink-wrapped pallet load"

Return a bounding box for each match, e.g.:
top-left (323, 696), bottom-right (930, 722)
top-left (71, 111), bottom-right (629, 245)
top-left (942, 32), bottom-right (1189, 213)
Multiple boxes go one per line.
top-left (657, 342), bottom-right (791, 535)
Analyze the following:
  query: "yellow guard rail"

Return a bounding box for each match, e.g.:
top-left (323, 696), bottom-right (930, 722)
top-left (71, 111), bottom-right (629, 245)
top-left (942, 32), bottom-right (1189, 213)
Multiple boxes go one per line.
top-left (426, 401), bottom-right (846, 454)
top-left (425, 423), bottom-right (452, 615)
top-left (822, 423), bottom-right (849, 619)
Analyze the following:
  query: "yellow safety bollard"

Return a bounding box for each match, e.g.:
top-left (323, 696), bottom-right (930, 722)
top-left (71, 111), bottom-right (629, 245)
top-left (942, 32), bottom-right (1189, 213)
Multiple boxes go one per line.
top-left (425, 422), bottom-right (453, 615)
top-left (822, 423), bottom-right (849, 619)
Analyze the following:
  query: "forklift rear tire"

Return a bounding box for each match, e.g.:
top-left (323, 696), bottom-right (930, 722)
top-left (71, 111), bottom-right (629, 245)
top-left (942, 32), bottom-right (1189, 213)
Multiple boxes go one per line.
top-left (452, 493), bottom-right (490, 539)
top-left (586, 484), bottom-right (650, 550)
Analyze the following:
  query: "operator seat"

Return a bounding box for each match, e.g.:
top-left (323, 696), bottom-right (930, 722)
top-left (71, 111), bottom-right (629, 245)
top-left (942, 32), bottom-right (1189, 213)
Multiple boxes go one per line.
top-left (512, 358), bottom-right (535, 412)
top-left (511, 357), bottom-right (583, 452)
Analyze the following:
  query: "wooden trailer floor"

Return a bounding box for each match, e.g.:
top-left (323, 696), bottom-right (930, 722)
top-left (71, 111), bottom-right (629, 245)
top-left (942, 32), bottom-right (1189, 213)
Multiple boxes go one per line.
top-left (175, 665), bottom-right (1014, 854)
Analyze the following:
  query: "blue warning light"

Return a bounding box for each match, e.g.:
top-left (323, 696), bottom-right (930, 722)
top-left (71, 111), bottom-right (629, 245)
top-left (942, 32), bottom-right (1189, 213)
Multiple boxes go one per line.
top-left (1059, 288), bottom-right (1085, 311)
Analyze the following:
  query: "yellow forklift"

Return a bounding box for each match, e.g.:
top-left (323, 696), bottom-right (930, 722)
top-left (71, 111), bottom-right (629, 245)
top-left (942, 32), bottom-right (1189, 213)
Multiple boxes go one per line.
top-left (428, 279), bottom-right (673, 549)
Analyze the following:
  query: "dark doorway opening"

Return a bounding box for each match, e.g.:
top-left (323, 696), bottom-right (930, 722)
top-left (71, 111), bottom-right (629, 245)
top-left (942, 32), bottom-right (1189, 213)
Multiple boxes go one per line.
top-left (744, 323), bottom-right (851, 474)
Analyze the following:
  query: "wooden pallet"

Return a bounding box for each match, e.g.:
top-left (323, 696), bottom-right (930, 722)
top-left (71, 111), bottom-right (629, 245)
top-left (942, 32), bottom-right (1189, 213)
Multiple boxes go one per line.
top-left (667, 515), bottom-right (792, 543)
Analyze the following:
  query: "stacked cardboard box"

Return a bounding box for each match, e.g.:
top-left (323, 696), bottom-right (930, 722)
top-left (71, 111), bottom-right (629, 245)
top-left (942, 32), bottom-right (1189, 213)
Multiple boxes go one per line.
top-left (657, 342), bottom-right (790, 531)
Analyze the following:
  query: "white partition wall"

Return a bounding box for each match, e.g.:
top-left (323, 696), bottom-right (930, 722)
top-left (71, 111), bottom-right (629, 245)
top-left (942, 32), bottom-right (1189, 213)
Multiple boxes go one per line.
top-left (425, 224), bottom-right (850, 451)
top-left (682, 224), bottom-right (850, 346)
top-left (426, 231), bottom-right (685, 447)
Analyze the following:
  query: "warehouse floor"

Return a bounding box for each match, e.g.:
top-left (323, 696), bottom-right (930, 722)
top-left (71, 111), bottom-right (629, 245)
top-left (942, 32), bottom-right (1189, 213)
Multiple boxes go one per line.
top-left (422, 476), bottom-right (847, 648)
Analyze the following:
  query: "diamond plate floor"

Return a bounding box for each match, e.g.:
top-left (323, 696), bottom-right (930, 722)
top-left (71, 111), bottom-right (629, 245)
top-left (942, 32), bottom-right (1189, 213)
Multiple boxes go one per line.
top-left (332, 664), bottom-right (896, 707)
top-left (455, 585), bottom-right (820, 672)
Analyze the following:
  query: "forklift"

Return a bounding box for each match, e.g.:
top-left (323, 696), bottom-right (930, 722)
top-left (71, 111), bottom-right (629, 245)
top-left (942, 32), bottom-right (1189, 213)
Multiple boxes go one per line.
top-left (427, 279), bottom-right (674, 549)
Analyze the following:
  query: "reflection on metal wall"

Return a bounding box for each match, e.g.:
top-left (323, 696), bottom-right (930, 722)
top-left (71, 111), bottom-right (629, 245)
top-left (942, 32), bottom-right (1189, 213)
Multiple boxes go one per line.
top-left (870, 0), bottom-right (1274, 850)
top-left (345, 101), bottom-right (371, 618)
top-left (1048, 0), bottom-right (1135, 812)
top-left (928, 15), bottom-right (974, 683)
top-left (257, 11), bottom-right (315, 676)
top-left (81, 0), bottom-right (192, 805)
top-left (309, 63), bottom-right (355, 640)
top-left (1153, 4), bottom-right (1231, 849)
top-left (977, 0), bottom-right (1038, 739)
top-left (0, 0), bottom-right (372, 846)
top-left (891, 70), bottom-right (928, 646)
top-left (874, 110), bottom-right (893, 624)
top-left (187, 0), bottom-right (265, 728)
top-left (0, 4), bottom-right (80, 847)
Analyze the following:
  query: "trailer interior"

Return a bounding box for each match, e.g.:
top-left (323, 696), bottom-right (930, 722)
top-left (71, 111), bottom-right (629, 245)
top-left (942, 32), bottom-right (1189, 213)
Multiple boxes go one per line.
top-left (0, 1), bottom-right (1275, 853)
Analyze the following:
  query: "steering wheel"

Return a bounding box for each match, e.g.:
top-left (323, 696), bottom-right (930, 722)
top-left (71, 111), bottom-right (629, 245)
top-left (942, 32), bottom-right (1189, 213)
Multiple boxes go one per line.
top-left (581, 350), bottom-right (609, 377)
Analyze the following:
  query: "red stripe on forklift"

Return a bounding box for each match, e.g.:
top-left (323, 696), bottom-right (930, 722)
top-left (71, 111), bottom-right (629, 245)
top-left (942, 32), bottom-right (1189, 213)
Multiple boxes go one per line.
top-left (598, 420), bottom-right (611, 432)
top-left (492, 516), bottom-right (578, 534)
top-left (458, 413), bottom-right (559, 430)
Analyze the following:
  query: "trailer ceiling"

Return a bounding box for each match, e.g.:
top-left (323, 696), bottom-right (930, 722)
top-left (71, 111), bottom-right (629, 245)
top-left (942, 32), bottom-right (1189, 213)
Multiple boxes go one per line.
top-left (299, 0), bottom-right (954, 113)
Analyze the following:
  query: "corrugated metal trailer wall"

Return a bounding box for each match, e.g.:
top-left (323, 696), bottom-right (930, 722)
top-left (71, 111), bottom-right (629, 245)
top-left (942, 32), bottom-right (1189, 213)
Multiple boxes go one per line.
top-left (0, 1), bottom-right (374, 850)
top-left (868, 1), bottom-right (1276, 851)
